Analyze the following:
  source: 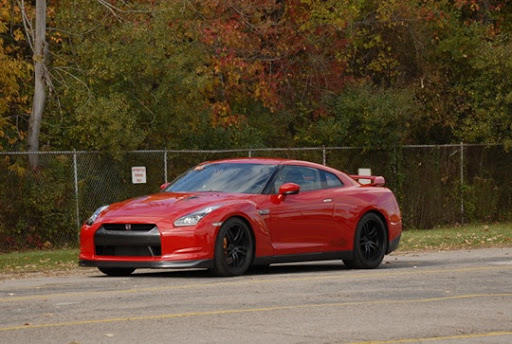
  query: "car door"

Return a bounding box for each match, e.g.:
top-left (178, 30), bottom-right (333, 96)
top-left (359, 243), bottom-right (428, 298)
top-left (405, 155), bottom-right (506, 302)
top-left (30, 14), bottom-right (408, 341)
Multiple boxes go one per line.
top-left (264, 165), bottom-right (339, 255)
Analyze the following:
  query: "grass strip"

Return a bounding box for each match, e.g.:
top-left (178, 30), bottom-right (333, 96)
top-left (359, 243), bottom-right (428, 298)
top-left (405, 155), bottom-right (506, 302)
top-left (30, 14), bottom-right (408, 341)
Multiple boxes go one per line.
top-left (0, 248), bottom-right (79, 275)
top-left (0, 223), bottom-right (511, 274)
top-left (400, 223), bottom-right (512, 251)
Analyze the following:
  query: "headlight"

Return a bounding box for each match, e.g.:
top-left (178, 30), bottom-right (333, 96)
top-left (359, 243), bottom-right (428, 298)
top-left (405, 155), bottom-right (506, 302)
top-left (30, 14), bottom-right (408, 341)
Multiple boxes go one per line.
top-left (86, 205), bottom-right (109, 226)
top-left (174, 205), bottom-right (221, 227)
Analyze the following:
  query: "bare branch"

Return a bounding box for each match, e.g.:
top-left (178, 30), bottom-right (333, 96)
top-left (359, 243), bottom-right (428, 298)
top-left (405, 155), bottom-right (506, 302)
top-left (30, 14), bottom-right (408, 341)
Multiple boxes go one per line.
top-left (52, 66), bottom-right (93, 98)
top-left (17, 0), bottom-right (34, 53)
top-left (51, 66), bottom-right (94, 114)
top-left (131, 94), bottom-right (157, 125)
top-left (96, 0), bottom-right (154, 20)
top-left (47, 10), bottom-right (111, 37)
top-left (97, 0), bottom-right (123, 22)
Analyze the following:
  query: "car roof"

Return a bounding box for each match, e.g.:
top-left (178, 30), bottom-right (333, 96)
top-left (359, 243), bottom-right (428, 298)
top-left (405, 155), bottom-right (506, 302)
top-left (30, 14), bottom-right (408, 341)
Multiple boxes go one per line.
top-left (199, 157), bottom-right (310, 166)
top-left (197, 158), bottom-right (359, 186)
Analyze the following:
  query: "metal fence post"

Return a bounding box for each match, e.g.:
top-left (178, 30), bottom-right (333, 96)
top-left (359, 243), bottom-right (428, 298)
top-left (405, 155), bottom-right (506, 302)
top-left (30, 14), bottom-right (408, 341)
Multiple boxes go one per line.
top-left (248, 150), bottom-right (252, 158)
top-left (164, 149), bottom-right (168, 183)
top-left (460, 142), bottom-right (464, 225)
top-left (322, 146), bottom-right (326, 165)
top-left (73, 149), bottom-right (80, 229)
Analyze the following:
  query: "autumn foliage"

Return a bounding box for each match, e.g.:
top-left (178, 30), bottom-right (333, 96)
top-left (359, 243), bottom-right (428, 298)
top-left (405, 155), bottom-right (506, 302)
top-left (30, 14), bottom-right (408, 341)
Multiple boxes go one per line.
top-left (1, 0), bottom-right (512, 151)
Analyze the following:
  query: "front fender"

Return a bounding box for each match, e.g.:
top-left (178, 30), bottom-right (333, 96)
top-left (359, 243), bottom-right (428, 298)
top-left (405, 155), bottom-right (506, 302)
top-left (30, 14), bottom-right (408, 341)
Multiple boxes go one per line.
top-left (210, 200), bottom-right (275, 258)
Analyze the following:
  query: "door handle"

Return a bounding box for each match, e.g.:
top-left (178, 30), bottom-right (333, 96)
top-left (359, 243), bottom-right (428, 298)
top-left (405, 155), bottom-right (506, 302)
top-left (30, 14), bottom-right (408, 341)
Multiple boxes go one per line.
top-left (323, 198), bottom-right (333, 203)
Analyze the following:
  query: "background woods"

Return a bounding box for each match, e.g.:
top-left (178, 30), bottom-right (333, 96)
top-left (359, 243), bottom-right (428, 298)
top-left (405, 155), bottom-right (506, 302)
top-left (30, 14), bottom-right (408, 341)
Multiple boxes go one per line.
top-left (1, 1), bottom-right (512, 250)
top-left (1, 0), bottom-right (512, 153)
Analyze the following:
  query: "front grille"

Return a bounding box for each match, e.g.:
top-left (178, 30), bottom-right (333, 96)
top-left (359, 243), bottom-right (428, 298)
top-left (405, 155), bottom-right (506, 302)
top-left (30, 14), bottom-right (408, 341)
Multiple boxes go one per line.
top-left (95, 245), bottom-right (161, 257)
top-left (103, 224), bottom-right (156, 231)
top-left (94, 225), bottom-right (161, 257)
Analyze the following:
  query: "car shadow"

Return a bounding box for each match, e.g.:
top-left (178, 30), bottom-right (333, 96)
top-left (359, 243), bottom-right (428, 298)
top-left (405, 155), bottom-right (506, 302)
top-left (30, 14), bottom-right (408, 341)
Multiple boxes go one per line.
top-left (91, 255), bottom-right (452, 278)
top-left (90, 262), bottom-right (348, 279)
top-left (91, 260), bottom-right (429, 279)
top-left (127, 263), bottom-right (347, 279)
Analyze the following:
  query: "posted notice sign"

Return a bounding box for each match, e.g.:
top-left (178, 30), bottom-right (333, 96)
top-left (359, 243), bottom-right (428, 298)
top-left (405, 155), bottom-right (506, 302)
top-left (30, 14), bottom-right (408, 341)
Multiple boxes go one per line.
top-left (357, 168), bottom-right (372, 185)
top-left (131, 166), bottom-right (147, 184)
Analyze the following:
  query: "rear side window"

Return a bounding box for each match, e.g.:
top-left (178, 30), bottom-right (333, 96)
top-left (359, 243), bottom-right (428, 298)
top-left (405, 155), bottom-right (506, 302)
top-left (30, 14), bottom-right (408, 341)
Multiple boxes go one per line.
top-left (271, 166), bottom-right (322, 192)
top-left (322, 170), bottom-right (343, 188)
top-left (269, 166), bottom-right (343, 193)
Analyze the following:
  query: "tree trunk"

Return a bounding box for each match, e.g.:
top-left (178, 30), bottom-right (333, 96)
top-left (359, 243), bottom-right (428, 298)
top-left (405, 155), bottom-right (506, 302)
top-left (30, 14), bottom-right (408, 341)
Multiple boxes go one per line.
top-left (27, 0), bottom-right (47, 171)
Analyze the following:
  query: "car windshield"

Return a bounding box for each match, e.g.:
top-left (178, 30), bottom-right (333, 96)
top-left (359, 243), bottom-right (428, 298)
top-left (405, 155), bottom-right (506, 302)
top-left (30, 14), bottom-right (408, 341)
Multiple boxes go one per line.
top-left (165, 163), bottom-right (277, 194)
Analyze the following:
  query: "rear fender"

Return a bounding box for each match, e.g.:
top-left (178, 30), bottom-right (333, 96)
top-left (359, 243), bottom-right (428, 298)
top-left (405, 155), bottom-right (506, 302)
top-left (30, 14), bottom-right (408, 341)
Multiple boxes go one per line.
top-left (348, 191), bottom-right (402, 251)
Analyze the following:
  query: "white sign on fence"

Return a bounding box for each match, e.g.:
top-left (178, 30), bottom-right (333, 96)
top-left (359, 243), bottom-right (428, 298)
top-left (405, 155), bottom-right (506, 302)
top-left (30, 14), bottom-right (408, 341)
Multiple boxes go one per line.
top-left (131, 166), bottom-right (147, 184)
top-left (358, 168), bottom-right (372, 185)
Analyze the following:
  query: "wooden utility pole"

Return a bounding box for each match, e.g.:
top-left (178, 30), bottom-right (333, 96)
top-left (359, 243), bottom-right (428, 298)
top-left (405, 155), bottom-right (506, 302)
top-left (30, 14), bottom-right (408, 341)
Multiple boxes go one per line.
top-left (27, 0), bottom-right (47, 170)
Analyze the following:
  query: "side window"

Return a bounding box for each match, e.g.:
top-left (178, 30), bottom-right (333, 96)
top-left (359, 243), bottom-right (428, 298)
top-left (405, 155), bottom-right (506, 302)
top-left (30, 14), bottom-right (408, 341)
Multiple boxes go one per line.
top-left (271, 166), bottom-right (322, 193)
top-left (321, 170), bottom-right (343, 188)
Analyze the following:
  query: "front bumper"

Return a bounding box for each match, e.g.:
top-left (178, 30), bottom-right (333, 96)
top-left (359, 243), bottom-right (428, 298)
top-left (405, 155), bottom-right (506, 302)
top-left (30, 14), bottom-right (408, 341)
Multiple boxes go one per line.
top-left (80, 217), bottom-right (218, 267)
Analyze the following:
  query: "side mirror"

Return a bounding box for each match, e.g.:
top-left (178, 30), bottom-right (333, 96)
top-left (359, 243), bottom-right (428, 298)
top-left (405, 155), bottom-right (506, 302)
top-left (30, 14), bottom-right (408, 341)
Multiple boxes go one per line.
top-left (160, 182), bottom-right (170, 191)
top-left (278, 183), bottom-right (300, 197)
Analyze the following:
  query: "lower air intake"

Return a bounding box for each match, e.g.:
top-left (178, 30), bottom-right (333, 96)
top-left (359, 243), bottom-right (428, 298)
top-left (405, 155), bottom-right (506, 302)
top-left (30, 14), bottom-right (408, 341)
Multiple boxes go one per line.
top-left (94, 226), bottom-right (162, 257)
top-left (95, 245), bottom-right (161, 257)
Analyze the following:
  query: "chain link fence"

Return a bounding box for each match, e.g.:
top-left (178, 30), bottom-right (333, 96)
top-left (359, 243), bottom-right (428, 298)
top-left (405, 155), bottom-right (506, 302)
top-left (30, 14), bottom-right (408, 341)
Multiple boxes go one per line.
top-left (1, 144), bottom-right (510, 252)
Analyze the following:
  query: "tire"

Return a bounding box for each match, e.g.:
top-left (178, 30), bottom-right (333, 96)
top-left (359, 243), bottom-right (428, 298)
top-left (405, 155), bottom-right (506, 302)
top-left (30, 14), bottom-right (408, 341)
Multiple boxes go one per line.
top-left (343, 213), bottom-right (387, 269)
top-left (98, 267), bottom-right (135, 276)
top-left (213, 218), bottom-right (254, 277)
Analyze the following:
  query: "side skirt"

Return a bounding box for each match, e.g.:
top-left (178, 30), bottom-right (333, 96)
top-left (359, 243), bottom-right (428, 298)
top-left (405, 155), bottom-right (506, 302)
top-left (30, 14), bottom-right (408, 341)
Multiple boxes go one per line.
top-left (253, 250), bottom-right (353, 266)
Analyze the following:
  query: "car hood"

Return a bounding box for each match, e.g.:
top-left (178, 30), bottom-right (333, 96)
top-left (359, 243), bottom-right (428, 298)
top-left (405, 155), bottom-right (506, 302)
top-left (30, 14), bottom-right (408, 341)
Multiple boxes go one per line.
top-left (99, 192), bottom-right (251, 220)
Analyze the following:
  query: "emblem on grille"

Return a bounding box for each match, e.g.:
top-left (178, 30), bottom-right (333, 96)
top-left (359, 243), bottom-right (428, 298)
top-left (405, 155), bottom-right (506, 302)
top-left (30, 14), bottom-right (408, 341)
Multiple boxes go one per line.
top-left (125, 224), bottom-right (132, 231)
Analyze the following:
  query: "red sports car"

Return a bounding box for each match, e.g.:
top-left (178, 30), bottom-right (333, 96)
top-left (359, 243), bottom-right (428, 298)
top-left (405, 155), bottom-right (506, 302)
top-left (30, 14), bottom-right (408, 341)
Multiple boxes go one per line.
top-left (79, 158), bottom-right (402, 276)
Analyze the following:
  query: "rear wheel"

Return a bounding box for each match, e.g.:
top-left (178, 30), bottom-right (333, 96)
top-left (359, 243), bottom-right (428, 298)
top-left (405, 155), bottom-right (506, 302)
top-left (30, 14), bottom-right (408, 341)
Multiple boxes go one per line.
top-left (213, 218), bottom-right (254, 277)
top-left (343, 213), bottom-right (387, 269)
top-left (98, 267), bottom-right (135, 276)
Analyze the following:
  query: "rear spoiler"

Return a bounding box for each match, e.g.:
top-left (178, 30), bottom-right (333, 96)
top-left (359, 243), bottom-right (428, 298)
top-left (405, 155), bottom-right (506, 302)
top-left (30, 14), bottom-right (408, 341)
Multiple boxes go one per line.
top-left (350, 175), bottom-right (386, 187)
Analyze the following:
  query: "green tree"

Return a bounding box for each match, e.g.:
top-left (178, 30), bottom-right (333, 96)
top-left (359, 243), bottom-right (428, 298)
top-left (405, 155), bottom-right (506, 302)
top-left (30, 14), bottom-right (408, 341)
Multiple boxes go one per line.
top-left (0, 0), bottom-right (31, 151)
top-left (295, 80), bottom-right (418, 148)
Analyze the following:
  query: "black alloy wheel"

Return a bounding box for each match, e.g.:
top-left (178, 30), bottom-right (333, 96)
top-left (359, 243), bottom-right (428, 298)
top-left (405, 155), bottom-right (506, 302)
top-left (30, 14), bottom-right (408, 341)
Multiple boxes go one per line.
top-left (343, 213), bottom-right (387, 269)
top-left (98, 267), bottom-right (136, 276)
top-left (213, 218), bottom-right (254, 277)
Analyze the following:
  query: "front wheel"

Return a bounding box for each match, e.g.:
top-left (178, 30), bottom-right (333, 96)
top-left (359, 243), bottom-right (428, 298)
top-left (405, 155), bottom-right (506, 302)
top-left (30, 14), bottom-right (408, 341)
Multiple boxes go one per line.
top-left (98, 267), bottom-right (135, 276)
top-left (213, 218), bottom-right (254, 277)
top-left (343, 213), bottom-right (387, 269)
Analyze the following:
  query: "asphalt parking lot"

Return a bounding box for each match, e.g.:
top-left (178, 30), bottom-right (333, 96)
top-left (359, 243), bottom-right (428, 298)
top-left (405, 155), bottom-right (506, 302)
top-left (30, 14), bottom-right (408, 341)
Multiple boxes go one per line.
top-left (0, 248), bottom-right (511, 344)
